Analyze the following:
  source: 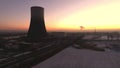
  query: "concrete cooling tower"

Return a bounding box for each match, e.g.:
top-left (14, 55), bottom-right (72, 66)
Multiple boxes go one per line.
top-left (27, 6), bottom-right (47, 41)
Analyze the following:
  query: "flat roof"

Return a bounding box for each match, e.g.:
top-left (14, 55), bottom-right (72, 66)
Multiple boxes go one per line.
top-left (32, 47), bottom-right (120, 68)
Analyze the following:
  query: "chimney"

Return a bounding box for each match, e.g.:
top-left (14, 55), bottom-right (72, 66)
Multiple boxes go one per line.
top-left (27, 6), bottom-right (47, 41)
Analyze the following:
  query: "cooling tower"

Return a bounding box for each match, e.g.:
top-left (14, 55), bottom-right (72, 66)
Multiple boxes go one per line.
top-left (27, 6), bottom-right (47, 41)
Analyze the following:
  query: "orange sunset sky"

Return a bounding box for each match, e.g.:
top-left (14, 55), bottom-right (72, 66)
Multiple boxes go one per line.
top-left (0, 0), bottom-right (120, 32)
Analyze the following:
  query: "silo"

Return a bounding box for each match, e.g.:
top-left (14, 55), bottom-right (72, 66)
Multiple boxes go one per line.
top-left (27, 6), bottom-right (47, 41)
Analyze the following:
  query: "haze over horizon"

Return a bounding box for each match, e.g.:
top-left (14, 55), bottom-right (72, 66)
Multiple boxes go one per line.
top-left (0, 0), bottom-right (120, 32)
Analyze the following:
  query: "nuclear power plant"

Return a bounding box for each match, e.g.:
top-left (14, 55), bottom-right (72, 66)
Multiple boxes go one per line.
top-left (27, 6), bottom-right (47, 41)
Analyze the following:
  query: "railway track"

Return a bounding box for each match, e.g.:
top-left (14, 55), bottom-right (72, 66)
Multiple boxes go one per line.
top-left (0, 37), bottom-right (77, 68)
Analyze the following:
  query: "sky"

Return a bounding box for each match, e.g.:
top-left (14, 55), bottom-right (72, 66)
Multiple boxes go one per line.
top-left (0, 0), bottom-right (120, 32)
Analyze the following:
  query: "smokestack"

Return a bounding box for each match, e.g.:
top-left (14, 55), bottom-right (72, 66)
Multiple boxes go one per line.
top-left (27, 6), bottom-right (47, 41)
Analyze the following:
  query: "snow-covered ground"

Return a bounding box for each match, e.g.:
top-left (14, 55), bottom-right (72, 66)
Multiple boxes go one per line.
top-left (82, 35), bottom-right (120, 51)
top-left (83, 35), bottom-right (120, 40)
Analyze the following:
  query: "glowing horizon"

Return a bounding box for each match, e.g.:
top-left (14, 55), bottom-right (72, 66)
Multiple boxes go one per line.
top-left (0, 0), bottom-right (120, 32)
top-left (47, 1), bottom-right (120, 32)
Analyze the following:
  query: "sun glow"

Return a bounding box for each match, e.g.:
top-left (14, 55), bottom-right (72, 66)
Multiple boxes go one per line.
top-left (54, 2), bottom-right (120, 31)
top-left (1, 1), bottom-right (120, 32)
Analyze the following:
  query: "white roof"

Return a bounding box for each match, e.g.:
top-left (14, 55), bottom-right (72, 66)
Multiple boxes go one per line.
top-left (32, 47), bottom-right (120, 68)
